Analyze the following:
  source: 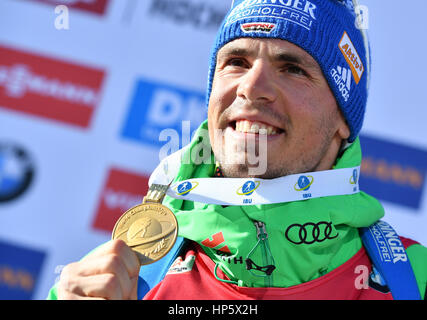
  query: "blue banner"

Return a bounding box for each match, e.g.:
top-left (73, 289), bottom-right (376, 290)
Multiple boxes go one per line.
top-left (359, 135), bottom-right (427, 210)
top-left (121, 78), bottom-right (207, 149)
top-left (0, 240), bottom-right (46, 300)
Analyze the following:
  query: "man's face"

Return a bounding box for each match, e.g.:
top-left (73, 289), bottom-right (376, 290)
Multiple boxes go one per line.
top-left (208, 38), bottom-right (350, 178)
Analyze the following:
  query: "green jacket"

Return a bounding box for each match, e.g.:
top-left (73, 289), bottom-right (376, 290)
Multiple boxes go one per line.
top-left (47, 121), bottom-right (427, 299)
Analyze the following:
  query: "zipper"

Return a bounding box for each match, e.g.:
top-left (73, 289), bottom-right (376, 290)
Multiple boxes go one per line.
top-left (246, 221), bottom-right (275, 286)
top-left (255, 221), bottom-right (271, 287)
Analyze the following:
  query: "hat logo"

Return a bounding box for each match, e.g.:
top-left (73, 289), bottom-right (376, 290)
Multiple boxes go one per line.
top-left (226, 0), bottom-right (317, 31)
top-left (330, 65), bottom-right (352, 102)
top-left (241, 22), bottom-right (276, 34)
top-left (339, 31), bottom-right (364, 84)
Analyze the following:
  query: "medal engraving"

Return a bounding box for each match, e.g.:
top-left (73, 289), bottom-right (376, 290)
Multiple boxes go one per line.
top-left (112, 191), bottom-right (178, 265)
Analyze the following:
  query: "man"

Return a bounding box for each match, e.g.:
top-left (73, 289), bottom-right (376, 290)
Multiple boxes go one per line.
top-left (49, 0), bottom-right (427, 300)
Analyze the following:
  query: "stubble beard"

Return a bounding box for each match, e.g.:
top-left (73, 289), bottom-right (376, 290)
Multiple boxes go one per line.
top-left (213, 117), bottom-right (336, 179)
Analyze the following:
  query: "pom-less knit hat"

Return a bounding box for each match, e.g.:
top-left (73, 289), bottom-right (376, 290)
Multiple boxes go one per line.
top-left (206, 0), bottom-right (371, 142)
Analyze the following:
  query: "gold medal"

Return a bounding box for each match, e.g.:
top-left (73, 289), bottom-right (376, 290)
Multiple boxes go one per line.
top-left (112, 184), bottom-right (178, 265)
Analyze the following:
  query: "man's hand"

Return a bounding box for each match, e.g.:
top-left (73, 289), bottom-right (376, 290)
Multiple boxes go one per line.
top-left (57, 240), bottom-right (140, 300)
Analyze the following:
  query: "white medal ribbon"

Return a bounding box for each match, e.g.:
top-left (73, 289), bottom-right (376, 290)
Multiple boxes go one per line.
top-left (149, 149), bottom-right (360, 206)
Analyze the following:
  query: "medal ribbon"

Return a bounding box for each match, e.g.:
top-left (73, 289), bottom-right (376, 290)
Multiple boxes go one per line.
top-left (149, 149), bottom-right (360, 206)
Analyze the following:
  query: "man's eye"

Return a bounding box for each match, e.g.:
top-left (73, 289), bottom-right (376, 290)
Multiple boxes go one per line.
top-left (226, 58), bottom-right (248, 68)
top-left (285, 65), bottom-right (307, 76)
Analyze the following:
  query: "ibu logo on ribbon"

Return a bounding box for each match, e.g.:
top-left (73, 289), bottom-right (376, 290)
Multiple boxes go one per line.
top-left (294, 175), bottom-right (314, 199)
top-left (294, 175), bottom-right (314, 191)
top-left (350, 169), bottom-right (358, 184)
top-left (236, 180), bottom-right (260, 196)
top-left (350, 168), bottom-right (359, 192)
top-left (175, 181), bottom-right (199, 196)
top-left (236, 180), bottom-right (260, 204)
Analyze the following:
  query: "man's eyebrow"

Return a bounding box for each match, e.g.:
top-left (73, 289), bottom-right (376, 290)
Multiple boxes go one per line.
top-left (274, 53), bottom-right (303, 65)
top-left (217, 47), bottom-right (253, 59)
top-left (273, 52), bottom-right (319, 70)
top-left (217, 46), bottom-right (319, 69)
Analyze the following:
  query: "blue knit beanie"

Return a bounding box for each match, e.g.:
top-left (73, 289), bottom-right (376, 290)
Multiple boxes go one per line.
top-left (206, 0), bottom-right (371, 142)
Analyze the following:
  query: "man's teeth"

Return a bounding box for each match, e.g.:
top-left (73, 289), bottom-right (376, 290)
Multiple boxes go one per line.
top-left (235, 120), bottom-right (277, 135)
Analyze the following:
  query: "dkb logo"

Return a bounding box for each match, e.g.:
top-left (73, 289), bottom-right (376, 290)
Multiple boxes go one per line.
top-left (121, 78), bottom-right (206, 149)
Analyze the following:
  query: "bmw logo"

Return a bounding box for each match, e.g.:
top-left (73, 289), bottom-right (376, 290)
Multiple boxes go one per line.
top-left (236, 180), bottom-right (260, 196)
top-left (175, 181), bottom-right (199, 196)
top-left (0, 143), bottom-right (35, 203)
top-left (294, 175), bottom-right (314, 192)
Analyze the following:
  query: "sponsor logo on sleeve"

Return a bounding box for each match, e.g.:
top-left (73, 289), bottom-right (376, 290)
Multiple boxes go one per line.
top-left (167, 254), bottom-right (196, 275)
top-left (201, 232), bottom-right (231, 254)
top-left (369, 221), bottom-right (408, 264)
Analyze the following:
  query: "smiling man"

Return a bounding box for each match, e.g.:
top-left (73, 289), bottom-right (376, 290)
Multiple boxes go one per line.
top-left (50, 0), bottom-right (427, 300)
top-left (208, 38), bottom-right (350, 179)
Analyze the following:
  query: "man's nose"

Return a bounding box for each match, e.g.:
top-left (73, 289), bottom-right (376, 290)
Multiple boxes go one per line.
top-left (236, 62), bottom-right (277, 103)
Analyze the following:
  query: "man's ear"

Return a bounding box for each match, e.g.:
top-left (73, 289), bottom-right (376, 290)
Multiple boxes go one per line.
top-left (336, 109), bottom-right (351, 140)
top-left (338, 121), bottom-right (351, 140)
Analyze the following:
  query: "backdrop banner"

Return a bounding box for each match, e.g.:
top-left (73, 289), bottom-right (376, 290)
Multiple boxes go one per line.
top-left (0, 0), bottom-right (425, 299)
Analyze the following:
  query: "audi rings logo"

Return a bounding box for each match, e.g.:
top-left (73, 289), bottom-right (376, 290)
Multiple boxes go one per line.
top-left (284, 221), bottom-right (339, 245)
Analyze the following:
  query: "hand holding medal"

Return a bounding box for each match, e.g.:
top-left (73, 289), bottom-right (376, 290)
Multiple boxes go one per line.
top-left (55, 184), bottom-right (177, 300)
